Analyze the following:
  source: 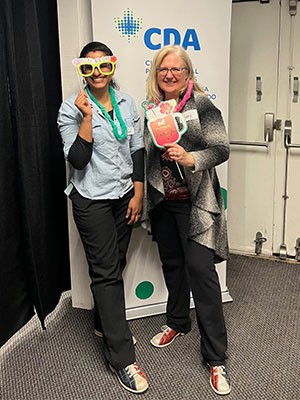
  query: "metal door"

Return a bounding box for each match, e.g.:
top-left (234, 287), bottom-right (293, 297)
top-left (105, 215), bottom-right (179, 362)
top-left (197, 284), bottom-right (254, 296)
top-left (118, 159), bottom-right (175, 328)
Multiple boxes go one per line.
top-left (228, 0), bottom-right (300, 259)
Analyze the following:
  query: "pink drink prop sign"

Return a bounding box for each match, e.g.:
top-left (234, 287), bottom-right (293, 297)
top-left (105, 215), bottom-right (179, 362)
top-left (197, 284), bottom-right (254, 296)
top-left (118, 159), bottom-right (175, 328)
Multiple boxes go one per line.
top-left (142, 100), bottom-right (187, 148)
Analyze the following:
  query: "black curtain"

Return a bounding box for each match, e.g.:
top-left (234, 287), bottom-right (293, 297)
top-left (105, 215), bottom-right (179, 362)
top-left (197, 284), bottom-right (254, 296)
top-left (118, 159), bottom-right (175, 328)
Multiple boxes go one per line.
top-left (0, 0), bottom-right (70, 347)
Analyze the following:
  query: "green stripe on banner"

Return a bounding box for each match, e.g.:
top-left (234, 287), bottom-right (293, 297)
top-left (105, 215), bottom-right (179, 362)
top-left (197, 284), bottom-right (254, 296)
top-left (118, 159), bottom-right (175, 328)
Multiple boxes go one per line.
top-left (221, 188), bottom-right (227, 210)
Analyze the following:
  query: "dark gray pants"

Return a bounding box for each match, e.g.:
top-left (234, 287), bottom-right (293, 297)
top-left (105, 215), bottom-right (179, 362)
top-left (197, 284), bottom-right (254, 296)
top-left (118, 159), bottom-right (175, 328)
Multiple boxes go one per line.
top-left (150, 200), bottom-right (227, 366)
top-left (70, 187), bottom-right (135, 370)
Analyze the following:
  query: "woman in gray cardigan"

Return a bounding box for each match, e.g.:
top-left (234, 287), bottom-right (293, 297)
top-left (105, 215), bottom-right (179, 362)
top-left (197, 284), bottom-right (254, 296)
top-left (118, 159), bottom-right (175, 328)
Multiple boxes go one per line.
top-left (142, 45), bottom-right (231, 396)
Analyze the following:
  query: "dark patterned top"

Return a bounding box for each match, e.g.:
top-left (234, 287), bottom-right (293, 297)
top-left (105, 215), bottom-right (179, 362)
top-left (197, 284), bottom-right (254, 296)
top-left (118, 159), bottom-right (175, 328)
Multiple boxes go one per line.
top-left (160, 150), bottom-right (190, 200)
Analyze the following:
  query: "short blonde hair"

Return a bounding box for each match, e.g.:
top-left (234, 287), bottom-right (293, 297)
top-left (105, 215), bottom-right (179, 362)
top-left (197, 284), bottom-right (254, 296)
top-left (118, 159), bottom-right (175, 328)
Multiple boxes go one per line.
top-left (146, 45), bottom-right (204, 103)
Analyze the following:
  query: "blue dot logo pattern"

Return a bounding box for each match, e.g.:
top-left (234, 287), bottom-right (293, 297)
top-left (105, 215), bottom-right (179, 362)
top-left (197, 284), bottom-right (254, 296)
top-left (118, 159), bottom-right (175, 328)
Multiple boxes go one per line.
top-left (114, 9), bottom-right (143, 42)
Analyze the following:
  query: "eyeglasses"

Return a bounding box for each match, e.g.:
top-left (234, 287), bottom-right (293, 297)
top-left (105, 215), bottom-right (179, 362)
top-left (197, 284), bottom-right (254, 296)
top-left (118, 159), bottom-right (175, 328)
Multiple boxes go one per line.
top-left (156, 67), bottom-right (187, 77)
top-left (72, 56), bottom-right (117, 77)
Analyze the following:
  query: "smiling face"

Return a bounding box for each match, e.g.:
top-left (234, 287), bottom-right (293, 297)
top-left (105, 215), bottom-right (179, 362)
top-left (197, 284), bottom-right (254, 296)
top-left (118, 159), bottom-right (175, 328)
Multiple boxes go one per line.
top-left (84, 51), bottom-right (113, 91)
top-left (157, 52), bottom-right (188, 101)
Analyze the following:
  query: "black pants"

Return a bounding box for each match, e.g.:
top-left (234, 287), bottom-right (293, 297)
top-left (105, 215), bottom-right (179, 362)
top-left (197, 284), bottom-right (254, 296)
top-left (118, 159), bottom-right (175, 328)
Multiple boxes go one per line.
top-left (150, 200), bottom-right (227, 366)
top-left (70, 187), bottom-right (135, 370)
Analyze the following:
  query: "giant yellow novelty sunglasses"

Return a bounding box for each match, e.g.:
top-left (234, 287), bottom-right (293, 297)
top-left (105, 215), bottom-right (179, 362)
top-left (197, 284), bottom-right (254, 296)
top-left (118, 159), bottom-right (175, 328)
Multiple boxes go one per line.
top-left (72, 56), bottom-right (117, 77)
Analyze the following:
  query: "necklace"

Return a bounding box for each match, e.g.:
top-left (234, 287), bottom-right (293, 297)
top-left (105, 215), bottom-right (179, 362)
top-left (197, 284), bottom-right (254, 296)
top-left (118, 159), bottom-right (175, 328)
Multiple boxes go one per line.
top-left (175, 80), bottom-right (194, 112)
top-left (86, 85), bottom-right (127, 140)
top-left (155, 80), bottom-right (194, 111)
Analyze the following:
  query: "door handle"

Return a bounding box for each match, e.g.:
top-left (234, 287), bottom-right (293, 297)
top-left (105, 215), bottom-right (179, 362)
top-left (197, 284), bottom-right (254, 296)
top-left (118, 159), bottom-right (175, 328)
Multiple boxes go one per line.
top-left (264, 112), bottom-right (275, 142)
top-left (230, 113), bottom-right (279, 148)
top-left (284, 120), bottom-right (300, 149)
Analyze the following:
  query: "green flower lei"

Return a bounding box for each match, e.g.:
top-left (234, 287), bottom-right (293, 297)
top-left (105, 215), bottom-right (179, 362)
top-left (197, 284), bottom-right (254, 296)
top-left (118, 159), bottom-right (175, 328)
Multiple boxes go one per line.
top-left (86, 85), bottom-right (127, 140)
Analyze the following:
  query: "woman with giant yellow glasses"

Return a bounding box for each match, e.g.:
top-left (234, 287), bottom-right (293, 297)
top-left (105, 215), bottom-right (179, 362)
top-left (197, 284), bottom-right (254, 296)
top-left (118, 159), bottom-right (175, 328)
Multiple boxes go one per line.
top-left (57, 42), bottom-right (148, 394)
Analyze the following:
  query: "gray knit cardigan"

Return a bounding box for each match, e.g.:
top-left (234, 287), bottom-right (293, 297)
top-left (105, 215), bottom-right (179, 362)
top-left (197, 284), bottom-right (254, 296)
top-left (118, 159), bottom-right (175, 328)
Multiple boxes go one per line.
top-left (141, 91), bottom-right (230, 262)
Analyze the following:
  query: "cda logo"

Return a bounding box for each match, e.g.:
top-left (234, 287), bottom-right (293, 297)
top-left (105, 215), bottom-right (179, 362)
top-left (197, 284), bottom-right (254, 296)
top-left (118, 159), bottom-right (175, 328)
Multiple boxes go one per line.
top-left (114, 9), bottom-right (201, 51)
top-left (144, 28), bottom-right (201, 51)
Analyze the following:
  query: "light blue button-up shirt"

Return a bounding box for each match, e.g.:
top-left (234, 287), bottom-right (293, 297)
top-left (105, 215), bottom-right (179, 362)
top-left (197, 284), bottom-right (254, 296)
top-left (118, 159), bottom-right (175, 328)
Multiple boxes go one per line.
top-left (57, 88), bottom-right (144, 200)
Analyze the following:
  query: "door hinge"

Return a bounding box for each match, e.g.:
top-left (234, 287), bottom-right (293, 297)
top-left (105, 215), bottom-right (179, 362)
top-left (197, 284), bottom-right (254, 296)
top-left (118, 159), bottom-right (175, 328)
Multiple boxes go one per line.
top-left (293, 77), bottom-right (299, 103)
top-left (256, 76), bottom-right (262, 101)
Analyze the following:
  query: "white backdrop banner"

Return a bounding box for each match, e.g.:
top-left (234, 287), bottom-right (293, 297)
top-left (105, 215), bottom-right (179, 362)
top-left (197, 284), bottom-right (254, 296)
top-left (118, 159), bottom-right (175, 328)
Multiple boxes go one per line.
top-left (70, 0), bottom-right (232, 316)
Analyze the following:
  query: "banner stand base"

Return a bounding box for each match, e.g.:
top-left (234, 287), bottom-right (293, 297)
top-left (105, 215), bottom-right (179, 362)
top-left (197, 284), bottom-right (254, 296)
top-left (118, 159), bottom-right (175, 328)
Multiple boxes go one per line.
top-left (125, 290), bottom-right (233, 320)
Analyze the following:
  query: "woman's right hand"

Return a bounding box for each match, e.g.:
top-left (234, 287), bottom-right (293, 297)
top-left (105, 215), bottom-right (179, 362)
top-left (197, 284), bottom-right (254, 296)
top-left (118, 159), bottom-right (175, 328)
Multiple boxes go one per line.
top-left (75, 89), bottom-right (92, 118)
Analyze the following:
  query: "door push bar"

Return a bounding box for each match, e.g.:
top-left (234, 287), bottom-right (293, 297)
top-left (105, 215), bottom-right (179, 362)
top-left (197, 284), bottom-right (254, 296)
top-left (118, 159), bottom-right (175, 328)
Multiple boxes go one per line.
top-left (230, 113), bottom-right (280, 148)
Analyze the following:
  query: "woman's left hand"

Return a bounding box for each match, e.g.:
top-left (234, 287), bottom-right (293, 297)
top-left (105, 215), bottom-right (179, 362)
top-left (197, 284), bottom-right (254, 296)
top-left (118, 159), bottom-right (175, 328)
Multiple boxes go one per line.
top-left (126, 195), bottom-right (142, 225)
top-left (164, 143), bottom-right (195, 168)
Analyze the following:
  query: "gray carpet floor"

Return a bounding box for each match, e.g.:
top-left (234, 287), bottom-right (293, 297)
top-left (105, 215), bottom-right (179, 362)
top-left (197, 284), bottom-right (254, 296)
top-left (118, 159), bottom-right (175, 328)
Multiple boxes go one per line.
top-left (1, 254), bottom-right (299, 400)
